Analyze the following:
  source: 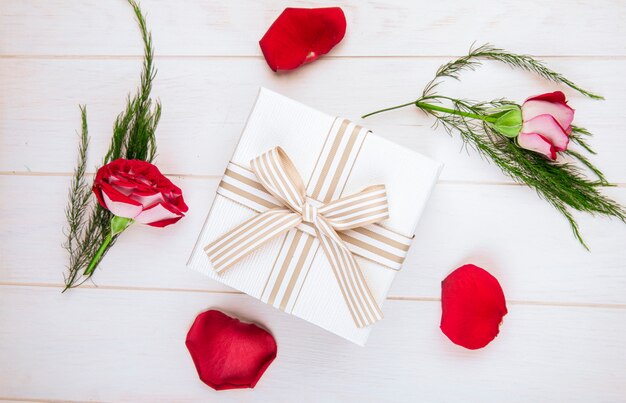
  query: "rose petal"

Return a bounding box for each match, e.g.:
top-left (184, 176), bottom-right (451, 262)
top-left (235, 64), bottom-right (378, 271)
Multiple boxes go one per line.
top-left (259, 7), bottom-right (346, 72)
top-left (128, 190), bottom-right (164, 209)
top-left (92, 186), bottom-right (108, 211)
top-left (97, 182), bottom-right (143, 219)
top-left (522, 91), bottom-right (575, 130)
top-left (186, 310), bottom-right (277, 391)
top-left (111, 182), bottom-right (136, 197)
top-left (440, 264), bottom-right (507, 350)
top-left (522, 100), bottom-right (574, 131)
top-left (521, 114), bottom-right (569, 152)
top-left (517, 131), bottom-right (557, 160)
top-left (134, 202), bottom-right (182, 227)
top-left (525, 90), bottom-right (567, 104)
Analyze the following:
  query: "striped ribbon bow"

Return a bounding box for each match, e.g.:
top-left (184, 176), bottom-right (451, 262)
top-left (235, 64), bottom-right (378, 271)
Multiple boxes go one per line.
top-left (205, 147), bottom-right (389, 328)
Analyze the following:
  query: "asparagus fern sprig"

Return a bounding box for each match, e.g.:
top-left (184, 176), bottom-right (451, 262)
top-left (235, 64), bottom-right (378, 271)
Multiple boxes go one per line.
top-left (421, 43), bottom-right (604, 100)
top-left (362, 44), bottom-right (624, 248)
top-left (63, 106), bottom-right (93, 289)
top-left (63, 0), bottom-right (161, 291)
top-left (424, 97), bottom-right (623, 247)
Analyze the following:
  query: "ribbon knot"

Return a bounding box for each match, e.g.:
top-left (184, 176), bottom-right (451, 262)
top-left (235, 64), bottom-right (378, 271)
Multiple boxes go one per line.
top-left (302, 201), bottom-right (318, 224)
top-left (205, 147), bottom-right (390, 328)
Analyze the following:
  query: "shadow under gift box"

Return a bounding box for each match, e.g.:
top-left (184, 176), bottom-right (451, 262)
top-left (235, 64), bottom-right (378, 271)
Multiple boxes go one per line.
top-left (187, 88), bottom-right (442, 345)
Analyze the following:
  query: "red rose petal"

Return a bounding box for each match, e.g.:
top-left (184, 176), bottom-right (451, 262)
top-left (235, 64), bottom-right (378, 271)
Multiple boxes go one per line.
top-left (525, 90), bottom-right (567, 104)
top-left (186, 310), bottom-right (277, 390)
top-left (259, 7), bottom-right (346, 72)
top-left (440, 264), bottom-right (507, 350)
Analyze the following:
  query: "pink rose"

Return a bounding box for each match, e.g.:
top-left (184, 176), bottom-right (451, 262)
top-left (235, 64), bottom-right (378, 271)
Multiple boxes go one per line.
top-left (517, 91), bottom-right (574, 160)
top-left (93, 159), bottom-right (188, 227)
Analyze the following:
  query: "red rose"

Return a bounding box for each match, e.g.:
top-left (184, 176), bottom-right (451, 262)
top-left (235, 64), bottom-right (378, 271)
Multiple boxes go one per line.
top-left (93, 159), bottom-right (188, 227)
top-left (517, 91), bottom-right (574, 160)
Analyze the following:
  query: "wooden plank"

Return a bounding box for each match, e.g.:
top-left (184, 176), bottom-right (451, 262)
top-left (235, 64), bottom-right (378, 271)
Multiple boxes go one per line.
top-left (0, 285), bottom-right (624, 402)
top-left (1, 0), bottom-right (625, 57)
top-left (1, 175), bottom-right (624, 304)
top-left (2, 1), bottom-right (624, 402)
top-left (1, 57), bottom-right (623, 183)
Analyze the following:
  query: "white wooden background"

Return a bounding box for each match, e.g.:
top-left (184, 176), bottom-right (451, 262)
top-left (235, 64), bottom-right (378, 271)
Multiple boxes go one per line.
top-left (1, 1), bottom-right (625, 402)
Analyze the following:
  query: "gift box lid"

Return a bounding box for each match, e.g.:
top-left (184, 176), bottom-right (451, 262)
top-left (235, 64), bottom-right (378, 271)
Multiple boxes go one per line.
top-left (188, 88), bottom-right (442, 345)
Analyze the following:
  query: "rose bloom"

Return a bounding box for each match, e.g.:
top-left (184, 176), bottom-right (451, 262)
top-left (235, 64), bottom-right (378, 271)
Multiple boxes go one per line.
top-left (517, 91), bottom-right (574, 160)
top-left (93, 159), bottom-right (188, 227)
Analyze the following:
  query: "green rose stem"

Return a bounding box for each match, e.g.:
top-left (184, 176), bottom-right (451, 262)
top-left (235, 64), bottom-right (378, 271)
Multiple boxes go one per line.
top-left (362, 100), bottom-right (524, 138)
top-left (83, 216), bottom-right (133, 276)
top-left (361, 100), bottom-right (497, 122)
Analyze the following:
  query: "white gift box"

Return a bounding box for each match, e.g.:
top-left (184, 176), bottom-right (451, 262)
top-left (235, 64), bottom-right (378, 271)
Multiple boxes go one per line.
top-left (188, 88), bottom-right (442, 345)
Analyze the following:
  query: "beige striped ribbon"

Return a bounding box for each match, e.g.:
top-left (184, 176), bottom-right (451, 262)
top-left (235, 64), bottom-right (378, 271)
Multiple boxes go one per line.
top-left (217, 162), bottom-right (411, 270)
top-left (205, 146), bottom-right (390, 328)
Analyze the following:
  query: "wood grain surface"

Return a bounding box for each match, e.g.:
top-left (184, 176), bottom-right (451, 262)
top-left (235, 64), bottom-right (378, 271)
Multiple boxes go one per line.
top-left (1, 1), bottom-right (625, 402)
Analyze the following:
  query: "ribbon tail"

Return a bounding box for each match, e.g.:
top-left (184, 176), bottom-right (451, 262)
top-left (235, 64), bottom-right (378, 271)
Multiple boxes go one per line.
top-left (315, 218), bottom-right (384, 328)
top-left (204, 209), bottom-right (301, 273)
